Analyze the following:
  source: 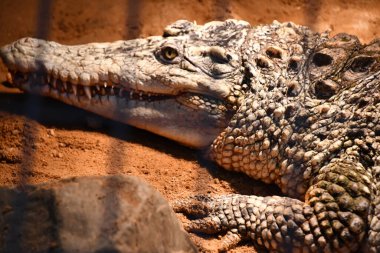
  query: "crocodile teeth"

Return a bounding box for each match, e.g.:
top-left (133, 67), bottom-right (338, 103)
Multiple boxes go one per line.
top-left (100, 87), bottom-right (106, 96)
top-left (52, 78), bottom-right (57, 88)
top-left (8, 71), bottom-right (172, 103)
top-left (72, 85), bottom-right (77, 96)
top-left (6, 72), bottom-right (13, 83)
top-left (84, 86), bottom-right (91, 99)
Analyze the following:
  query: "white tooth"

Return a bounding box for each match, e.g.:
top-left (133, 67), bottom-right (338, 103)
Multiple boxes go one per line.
top-left (52, 78), bottom-right (57, 88)
top-left (60, 70), bottom-right (69, 82)
top-left (104, 82), bottom-right (107, 88)
top-left (90, 73), bottom-right (99, 85)
top-left (130, 90), bottom-right (134, 98)
top-left (6, 72), bottom-right (13, 83)
top-left (96, 85), bottom-right (100, 91)
top-left (139, 92), bottom-right (143, 97)
top-left (52, 68), bottom-right (59, 79)
top-left (100, 87), bottom-right (106, 96)
top-left (84, 86), bottom-right (92, 99)
top-left (72, 85), bottom-right (77, 96)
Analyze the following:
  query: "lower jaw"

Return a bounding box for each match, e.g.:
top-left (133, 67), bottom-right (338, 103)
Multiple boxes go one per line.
top-left (15, 80), bottom-right (228, 149)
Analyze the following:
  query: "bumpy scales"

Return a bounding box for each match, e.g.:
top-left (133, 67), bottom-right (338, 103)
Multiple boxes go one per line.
top-left (1, 20), bottom-right (379, 252)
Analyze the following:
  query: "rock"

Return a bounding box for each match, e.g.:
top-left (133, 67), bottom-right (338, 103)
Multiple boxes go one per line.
top-left (0, 175), bottom-right (197, 253)
top-left (47, 129), bottom-right (55, 137)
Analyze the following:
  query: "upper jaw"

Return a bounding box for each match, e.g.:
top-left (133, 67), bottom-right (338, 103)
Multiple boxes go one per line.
top-left (0, 37), bottom-right (234, 106)
top-left (0, 37), bottom-right (170, 96)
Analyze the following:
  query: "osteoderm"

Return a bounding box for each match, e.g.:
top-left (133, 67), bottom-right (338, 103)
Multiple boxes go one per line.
top-left (1, 20), bottom-right (380, 252)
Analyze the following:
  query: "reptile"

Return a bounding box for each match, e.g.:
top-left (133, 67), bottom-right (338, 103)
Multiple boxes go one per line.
top-left (0, 20), bottom-right (379, 252)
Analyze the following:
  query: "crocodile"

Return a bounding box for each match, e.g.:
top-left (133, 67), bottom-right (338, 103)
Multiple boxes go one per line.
top-left (0, 20), bottom-right (379, 252)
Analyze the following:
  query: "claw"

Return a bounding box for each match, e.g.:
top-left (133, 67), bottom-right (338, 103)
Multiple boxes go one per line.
top-left (173, 194), bottom-right (254, 251)
top-left (184, 216), bottom-right (222, 234)
top-left (185, 223), bottom-right (242, 252)
top-left (218, 232), bottom-right (242, 252)
top-left (194, 233), bottom-right (241, 253)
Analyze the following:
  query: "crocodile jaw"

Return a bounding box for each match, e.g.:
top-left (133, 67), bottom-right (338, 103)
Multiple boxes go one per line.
top-left (0, 35), bottom-right (242, 148)
top-left (46, 87), bottom-right (227, 148)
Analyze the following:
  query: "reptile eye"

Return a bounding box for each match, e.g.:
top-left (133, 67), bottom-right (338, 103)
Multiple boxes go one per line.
top-left (161, 46), bottom-right (178, 61)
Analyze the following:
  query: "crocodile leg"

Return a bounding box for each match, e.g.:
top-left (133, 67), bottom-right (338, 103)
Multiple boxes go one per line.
top-left (1, 20), bottom-right (379, 252)
top-left (173, 196), bottom-right (244, 251)
top-left (368, 155), bottom-right (380, 252)
top-left (174, 151), bottom-right (373, 252)
top-left (174, 36), bottom-right (380, 252)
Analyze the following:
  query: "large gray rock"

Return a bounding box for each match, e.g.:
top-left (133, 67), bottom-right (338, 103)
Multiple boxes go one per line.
top-left (0, 175), bottom-right (197, 253)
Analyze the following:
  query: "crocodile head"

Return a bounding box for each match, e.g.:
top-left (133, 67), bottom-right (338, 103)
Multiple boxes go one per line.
top-left (0, 20), bottom-right (251, 148)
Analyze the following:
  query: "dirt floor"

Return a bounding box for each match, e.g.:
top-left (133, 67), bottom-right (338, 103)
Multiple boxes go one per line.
top-left (0, 0), bottom-right (379, 252)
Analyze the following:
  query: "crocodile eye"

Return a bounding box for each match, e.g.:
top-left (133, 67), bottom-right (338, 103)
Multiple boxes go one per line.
top-left (314, 79), bottom-right (339, 99)
top-left (161, 46), bottom-right (178, 61)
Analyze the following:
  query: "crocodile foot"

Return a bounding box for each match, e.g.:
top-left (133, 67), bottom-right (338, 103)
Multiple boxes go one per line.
top-left (173, 195), bottom-right (254, 252)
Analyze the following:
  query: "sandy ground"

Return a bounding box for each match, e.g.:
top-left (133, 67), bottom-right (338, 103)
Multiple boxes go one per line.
top-left (0, 1), bottom-right (379, 252)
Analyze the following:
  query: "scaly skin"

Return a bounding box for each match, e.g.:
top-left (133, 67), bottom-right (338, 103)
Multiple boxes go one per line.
top-left (1, 20), bottom-right (380, 252)
top-left (0, 20), bottom-right (250, 148)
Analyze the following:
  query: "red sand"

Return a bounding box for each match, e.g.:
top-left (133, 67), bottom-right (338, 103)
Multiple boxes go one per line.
top-left (0, 1), bottom-right (379, 252)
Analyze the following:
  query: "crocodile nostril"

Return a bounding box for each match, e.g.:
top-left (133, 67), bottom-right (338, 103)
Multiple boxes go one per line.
top-left (351, 56), bottom-right (375, 73)
top-left (312, 52), bottom-right (333, 67)
top-left (266, 46), bottom-right (283, 59)
top-left (314, 79), bottom-right (339, 99)
top-left (286, 81), bottom-right (301, 97)
top-left (358, 97), bottom-right (371, 108)
top-left (288, 56), bottom-right (301, 71)
top-left (209, 46), bottom-right (230, 64)
top-left (255, 56), bottom-right (271, 68)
